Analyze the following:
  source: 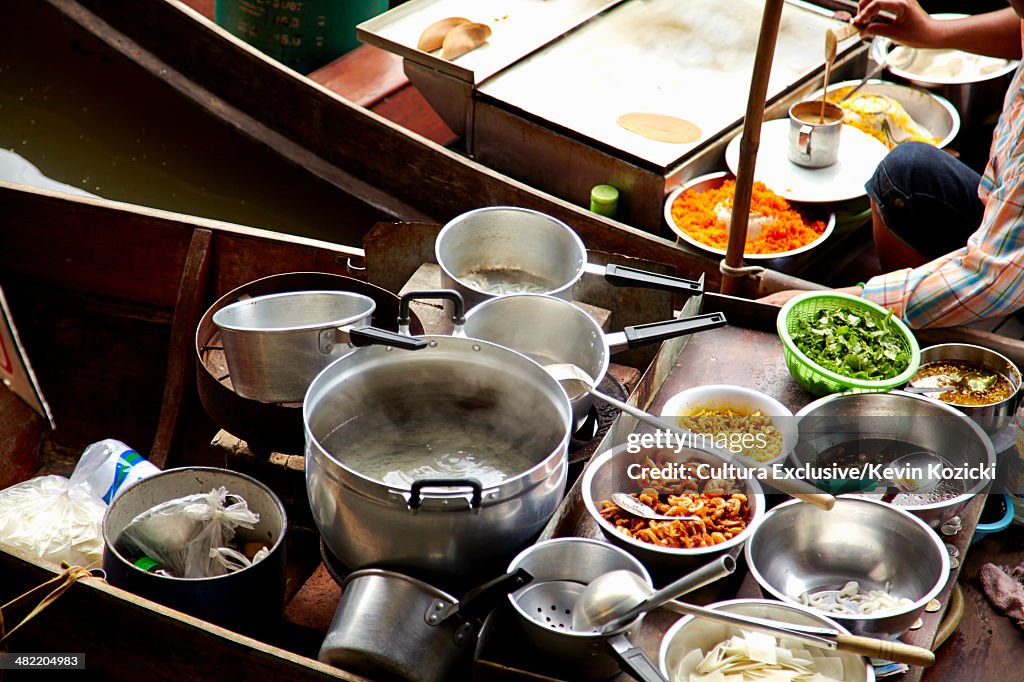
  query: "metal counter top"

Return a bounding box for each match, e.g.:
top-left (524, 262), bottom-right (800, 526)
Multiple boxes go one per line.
top-left (478, 0), bottom-right (852, 169)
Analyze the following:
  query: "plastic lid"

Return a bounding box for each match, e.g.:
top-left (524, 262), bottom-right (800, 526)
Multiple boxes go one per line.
top-left (133, 556), bottom-right (160, 572)
top-left (590, 184), bottom-right (619, 206)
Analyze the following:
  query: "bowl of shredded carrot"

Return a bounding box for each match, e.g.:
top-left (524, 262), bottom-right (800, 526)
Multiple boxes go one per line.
top-left (665, 173), bottom-right (835, 260)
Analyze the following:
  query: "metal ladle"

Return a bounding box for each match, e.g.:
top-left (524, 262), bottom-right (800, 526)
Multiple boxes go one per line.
top-left (543, 363), bottom-right (836, 511)
top-left (573, 568), bottom-right (936, 667)
top-left (572, 556), bottom-right (736, 633)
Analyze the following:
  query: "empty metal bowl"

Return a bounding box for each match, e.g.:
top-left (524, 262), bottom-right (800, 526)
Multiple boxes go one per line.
top-left (792, 390), bottom-right (995, 528)
top-left (659, 598), bottom-right (874, 681)
top-left (910, 343), bottom-right (1023, 437)
top-left (581, 443), bottom-right (765, 575)
top-left (745, 497), bottom-right (948, 639)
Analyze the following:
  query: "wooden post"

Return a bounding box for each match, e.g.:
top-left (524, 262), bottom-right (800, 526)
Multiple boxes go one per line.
top-left (721, 0), bottom-right (785, 296)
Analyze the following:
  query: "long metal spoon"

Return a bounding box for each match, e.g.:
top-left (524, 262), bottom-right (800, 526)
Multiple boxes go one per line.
top-left (574, 568), bottom-right (934, 667)
top-left (572, 556), bottom-right (736, 633)
top-left (611, 492), bottom-right (702, 523)
top-left (543, 363), bottom-right (836, 511)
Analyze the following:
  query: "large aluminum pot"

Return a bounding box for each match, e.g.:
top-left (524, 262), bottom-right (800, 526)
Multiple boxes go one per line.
top-left (792, 390), bottom-right (995, 527)
top-left (213, 290), bottom-right (419, 403)
top-left (463, 294), bottom-right (726, 430)
top-left (435, 206), bottom-right (704, 309)
top-left (305, 335), bottom-right (572, 586)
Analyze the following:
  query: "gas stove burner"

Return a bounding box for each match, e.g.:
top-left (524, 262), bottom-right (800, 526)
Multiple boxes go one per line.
top-left (568, 372), bottom-right (630, 464)
top-left (569, 407), bottom-right (600, 446)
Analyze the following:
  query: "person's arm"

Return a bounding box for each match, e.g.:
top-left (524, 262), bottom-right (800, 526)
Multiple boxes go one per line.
top-left (855, 1), bottom-right (1021, 60)
top-left (861, 185), bottom-right (1024, 328)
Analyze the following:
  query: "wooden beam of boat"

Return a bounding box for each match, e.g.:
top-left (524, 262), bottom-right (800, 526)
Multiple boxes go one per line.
top-left (722, 0), bottom-right (785, 296)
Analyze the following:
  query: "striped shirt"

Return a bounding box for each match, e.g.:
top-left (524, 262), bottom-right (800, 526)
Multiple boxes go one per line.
top-left (862, 47), bottom-right (1024, 328)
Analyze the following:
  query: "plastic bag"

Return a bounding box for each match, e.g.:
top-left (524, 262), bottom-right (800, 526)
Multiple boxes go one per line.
top-left (119, 487), bottom-right (260, 578)
top-left (70, 438), bottom-right (160, 504)
top-left (0, 475), bottom-right (106, 567)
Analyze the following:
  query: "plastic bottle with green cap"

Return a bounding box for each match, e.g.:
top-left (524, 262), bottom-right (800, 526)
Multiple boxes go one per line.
top-left (590, 184), bottom-right (619, 218)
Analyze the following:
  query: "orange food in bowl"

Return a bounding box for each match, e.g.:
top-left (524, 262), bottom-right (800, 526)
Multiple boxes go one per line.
top-left (670, 180), bottom-right (825, 254)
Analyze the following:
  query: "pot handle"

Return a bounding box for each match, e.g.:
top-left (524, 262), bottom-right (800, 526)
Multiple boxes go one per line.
top-left (621, 312), bottom-right (727, 348)
top-left (349, 326), bottom-right (428, 351)
top-left (601, 264), bottom-right (703, 297)
top-left (408, 478), bottom-right (483, 511)
top-left (399, 289), bottom-right (466, 335)
top-left (606, 634), bottom-right (668, 682)
top-left (454, 568), bottom-right (534, 623)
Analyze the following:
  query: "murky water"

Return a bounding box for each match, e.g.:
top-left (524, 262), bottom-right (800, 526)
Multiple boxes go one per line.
top-left (0, 2), bottom-right (385, 245)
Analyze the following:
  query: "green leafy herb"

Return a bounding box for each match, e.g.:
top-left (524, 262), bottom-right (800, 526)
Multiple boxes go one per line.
top-left (790, 308), bottom-right (910, 381)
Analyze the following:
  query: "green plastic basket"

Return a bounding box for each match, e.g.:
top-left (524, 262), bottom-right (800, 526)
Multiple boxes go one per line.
top-left (776, 292), bottom-right (921, 396)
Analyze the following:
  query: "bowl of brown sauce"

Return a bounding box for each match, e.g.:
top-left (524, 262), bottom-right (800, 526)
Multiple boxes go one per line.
top-left (907, 343), bottom-right (1021, 436)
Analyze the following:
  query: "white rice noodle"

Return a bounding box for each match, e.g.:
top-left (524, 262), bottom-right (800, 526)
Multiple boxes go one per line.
top-left (671, 633), bottom-right (846, 682)
top-left (799, 581), bottom-right (914, 617)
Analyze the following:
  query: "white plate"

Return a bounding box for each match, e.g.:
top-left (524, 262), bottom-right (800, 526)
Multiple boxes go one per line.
top-left (725, 119), bottom-right (890, 203)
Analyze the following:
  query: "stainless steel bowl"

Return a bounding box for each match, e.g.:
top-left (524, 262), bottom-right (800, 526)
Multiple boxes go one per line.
top-left (792, 390), bottom-right (995, 527)
top-left (811, 80), bottom-right (959, 149)
top-left (664, 172), bottom-right (836, 268)
top-left (911, 343), bottom-right (1023, 437)
top-left (870, 21), bottom-right (1019, 132)
top-left (581, 443), bottom-right (765, 575)
top-left (745, 497), bottom-right (949, 639)
top-left (659, 599), bottom-right (874, 681)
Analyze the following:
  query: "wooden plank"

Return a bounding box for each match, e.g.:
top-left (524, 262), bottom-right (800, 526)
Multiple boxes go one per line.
top-left (370, 85), bottom-right (458, 147)
top-left (308, 45), bottom-right (408, 108)
top-left (0, 388), bottom-right (45, 489)
top-left (150, 228), bottom-right (212, 468)
top-left (0, 548), bottom-right (365, 682)
top-left (922, 524), bottom-right (1024, 682)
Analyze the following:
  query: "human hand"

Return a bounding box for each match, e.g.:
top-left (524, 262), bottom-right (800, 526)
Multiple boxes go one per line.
top-left (853, 0), bottom-right (944, 48)
top-left (757, 289), bottom-right (814, 307)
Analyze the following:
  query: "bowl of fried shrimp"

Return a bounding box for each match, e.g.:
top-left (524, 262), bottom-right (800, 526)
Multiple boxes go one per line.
top-left (581, 442), bottom-right (765, 576)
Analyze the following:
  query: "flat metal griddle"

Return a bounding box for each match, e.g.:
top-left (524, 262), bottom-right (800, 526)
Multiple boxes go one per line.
top-left (477, 0), bottom-right (846, 169)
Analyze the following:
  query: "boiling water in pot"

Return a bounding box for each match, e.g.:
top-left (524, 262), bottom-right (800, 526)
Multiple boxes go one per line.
top-left (320, 421), bottom-right (539, 488)
top-left (461, 268), bottom-right (559, 295)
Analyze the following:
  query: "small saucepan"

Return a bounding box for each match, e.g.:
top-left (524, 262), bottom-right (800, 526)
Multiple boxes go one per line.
top-left (462, 293), bottom-right (726, 429)
top-left (319, 568), bottom-right (532, 682)
top-left (213, 290), bottom-right (424, 403)
top-left (435, 206), bottom-right (704, 309)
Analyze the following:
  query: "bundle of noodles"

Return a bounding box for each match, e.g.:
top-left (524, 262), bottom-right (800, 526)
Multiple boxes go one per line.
top-left (826, 87), bottom-right (940, 149)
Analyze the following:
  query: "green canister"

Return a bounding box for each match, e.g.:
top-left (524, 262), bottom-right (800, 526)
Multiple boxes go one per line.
top-left (215, 0), bottom-right (389, 73)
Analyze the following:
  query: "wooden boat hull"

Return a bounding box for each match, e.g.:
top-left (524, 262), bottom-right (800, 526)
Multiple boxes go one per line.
top-left (0, 181), bottom-right (1020, 682)
top-left (47, 0), bottom-right (732, 290)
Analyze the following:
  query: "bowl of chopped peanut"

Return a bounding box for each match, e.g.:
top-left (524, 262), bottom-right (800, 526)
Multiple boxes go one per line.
top-left (581, 442), bottom-right (766, 577)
